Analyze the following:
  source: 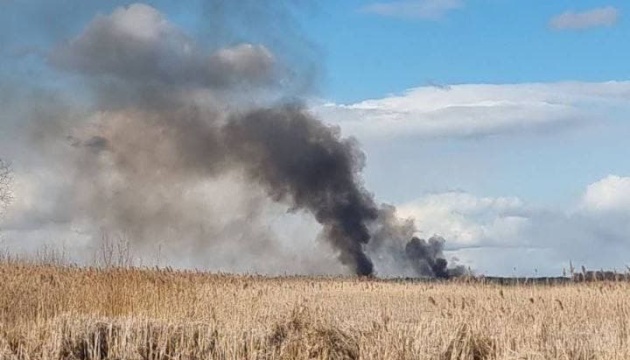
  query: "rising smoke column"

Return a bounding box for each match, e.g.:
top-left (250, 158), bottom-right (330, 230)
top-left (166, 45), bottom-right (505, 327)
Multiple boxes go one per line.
top-left (224, 105), bottom-right (379, 275)
top-left (31, 2), bottom-right (462, 277)
top-left (405, 236), bottom-right (464, 278)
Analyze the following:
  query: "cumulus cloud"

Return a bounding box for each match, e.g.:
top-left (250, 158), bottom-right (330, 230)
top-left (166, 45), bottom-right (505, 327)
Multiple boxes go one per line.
top-left (361, 0), bottom-right (464, 20)
top-left (550, 6), bottom-right (619, 30)
top-left (49, 3), bottom-right (275, 89)
top-left (316, 81), bottom-right (630, 140)
top-left (396, 175), bottom-right (630, 275)
top-left (398, 192), bottom-right (528, 248)
top-left (581, 175), bottom-right (630, 213)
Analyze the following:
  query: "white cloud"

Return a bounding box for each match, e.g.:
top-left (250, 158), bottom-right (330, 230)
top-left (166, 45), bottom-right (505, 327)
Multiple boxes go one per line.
top-left (550, 7), bottom-right (619, 30)
top-left (361, 0), bottom-right (464, 20)
top-left (398, 192), bottom-right (528, 247)
top-left (397, 175), bottom-right (630, 275)
top-left (582, 175), bottom-right (630, 213)
top-left (316, 81), bottom-right (630, 140)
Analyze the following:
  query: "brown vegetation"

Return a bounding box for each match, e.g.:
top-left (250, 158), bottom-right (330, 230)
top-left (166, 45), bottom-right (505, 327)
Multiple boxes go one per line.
top-left (1, 260), bottom-right (630, 359)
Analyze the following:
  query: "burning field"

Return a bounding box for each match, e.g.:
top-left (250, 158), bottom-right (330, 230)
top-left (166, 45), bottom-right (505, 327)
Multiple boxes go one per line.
top-left (2, 260), bottom-right (630, 359)
top-left (2, 2), bottom-right (630, 359)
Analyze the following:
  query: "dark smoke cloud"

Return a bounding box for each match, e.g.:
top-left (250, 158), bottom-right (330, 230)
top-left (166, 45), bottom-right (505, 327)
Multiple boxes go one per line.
top-left (224, 105), bottom-right (378, 275)
top-left (9, 2), bottom-right (462, 277)
top-left (200, 0), bottom-right (321, 95)
top-left (406, 236), bottom-right (466, 278)
top-left (49, 4), bottom-right (276, 89)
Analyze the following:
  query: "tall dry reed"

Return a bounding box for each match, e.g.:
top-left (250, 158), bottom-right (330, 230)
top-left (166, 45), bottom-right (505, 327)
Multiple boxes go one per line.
top-left (1, 261), bottom-right (629, 359)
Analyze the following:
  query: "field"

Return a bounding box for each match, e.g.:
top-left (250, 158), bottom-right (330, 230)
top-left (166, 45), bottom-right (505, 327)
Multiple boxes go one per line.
top-left (1, 261), bottom-right (629, 359)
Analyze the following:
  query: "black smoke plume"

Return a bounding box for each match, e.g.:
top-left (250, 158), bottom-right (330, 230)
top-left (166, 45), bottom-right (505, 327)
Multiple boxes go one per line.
top-left (9, 2), bottom-right (463, 277)
top-left (405, 236), bottom-right (465, 279)
top-left (224, 105), bottom-right (379, 275)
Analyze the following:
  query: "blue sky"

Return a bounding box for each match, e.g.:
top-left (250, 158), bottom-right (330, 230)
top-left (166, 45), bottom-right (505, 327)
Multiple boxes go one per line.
top-left (304, 0), bottom-right (630, 102)
top-left (1, 0), bottom-right (630, 276)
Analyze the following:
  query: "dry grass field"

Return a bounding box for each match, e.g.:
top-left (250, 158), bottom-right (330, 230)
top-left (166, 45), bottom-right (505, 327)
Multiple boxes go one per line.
top-left (1, 260), bottom-right (629, 359)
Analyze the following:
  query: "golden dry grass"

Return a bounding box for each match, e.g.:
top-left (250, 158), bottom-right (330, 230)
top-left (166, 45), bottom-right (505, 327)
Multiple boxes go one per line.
top-left (1, 261), bottom-right (629, 359)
